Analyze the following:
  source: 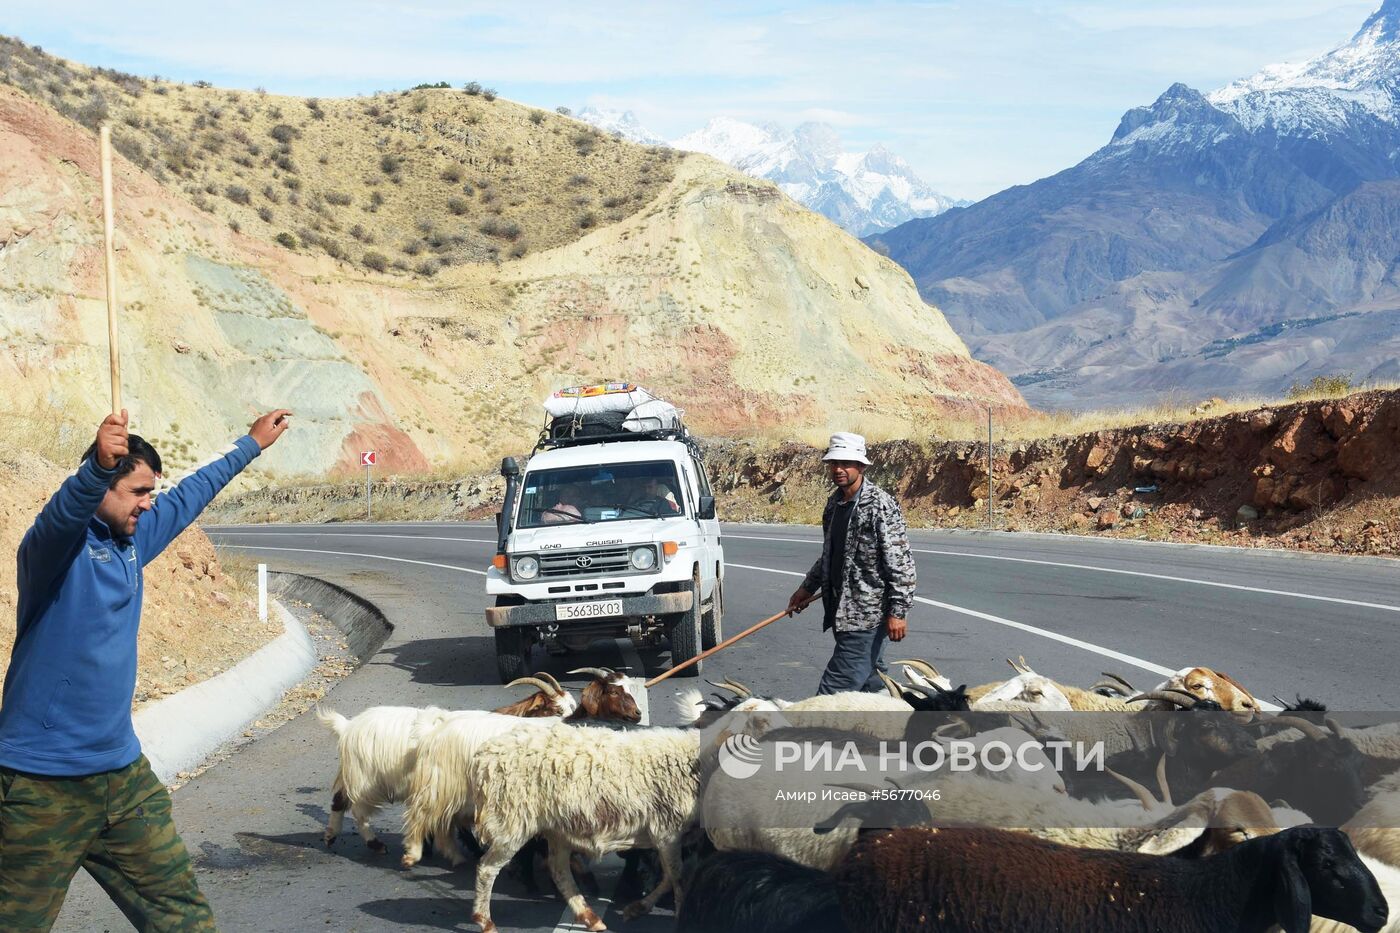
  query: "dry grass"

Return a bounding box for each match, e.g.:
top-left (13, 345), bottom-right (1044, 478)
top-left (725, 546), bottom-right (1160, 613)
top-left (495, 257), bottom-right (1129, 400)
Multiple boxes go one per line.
top-left (0, 36), bottom-right (675, 274)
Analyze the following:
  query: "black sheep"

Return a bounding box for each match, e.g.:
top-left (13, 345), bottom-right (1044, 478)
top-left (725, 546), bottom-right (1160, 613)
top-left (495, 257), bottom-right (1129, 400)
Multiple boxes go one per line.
top-left (833, 824), bottom-right (1387, 933)
top-left (676, 850), bottom-right (849, 933)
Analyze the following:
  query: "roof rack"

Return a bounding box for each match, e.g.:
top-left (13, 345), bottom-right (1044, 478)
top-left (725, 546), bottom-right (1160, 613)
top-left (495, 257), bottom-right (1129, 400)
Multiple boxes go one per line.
top-left (534, 417), bottom-right (703, 461)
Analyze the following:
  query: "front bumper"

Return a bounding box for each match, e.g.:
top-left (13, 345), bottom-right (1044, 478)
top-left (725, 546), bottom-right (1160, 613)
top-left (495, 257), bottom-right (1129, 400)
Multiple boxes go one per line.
top-left (485, 591), bottom-right (693, 629)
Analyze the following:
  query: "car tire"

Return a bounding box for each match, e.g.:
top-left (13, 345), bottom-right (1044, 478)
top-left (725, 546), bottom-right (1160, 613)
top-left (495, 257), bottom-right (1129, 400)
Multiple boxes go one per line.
top-left (494, 627), bottom-right (531, 684)
top-left (701, 577), bottom-right (723, 651)
top-left (667, 573), bottom-right (703, 678)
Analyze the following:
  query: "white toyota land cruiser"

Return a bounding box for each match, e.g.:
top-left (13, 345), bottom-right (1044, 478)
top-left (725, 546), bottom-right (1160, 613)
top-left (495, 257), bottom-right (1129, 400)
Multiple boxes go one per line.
top-left (484, 403), bottom-right (724, 683)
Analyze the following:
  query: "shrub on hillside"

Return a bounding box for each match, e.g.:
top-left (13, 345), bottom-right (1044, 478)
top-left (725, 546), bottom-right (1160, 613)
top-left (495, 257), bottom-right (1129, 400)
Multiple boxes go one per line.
top-left (415, 259), bottom-right (440, 276)
top-left (325, 190), bottom-right (352, 206)
top-left (269, 123), bottom-right (298, 144)
top-left (380, 153), bottom-right (401, 174)
top-left (257, 206), bottom-right (273, 223)
top-left (577, 211), bottom-right (597, 229)
top-left (440, 165), bottom-right (464, 183)
top-left (555, 106), bottom-right (571, 116)
top-left (447, 197), bottom-right (469, 216)
top-left (463, 81), bottom-right (482, 96)
top-left (362, 251), bottom-right (389, 272)
top-left (275, 232), bottom-right (297, 249)
top-left (225, 185), bottom-right (251, 205)
top-left (529, 110), bottom-right (544, 125)
top-left (1287, 373), bottom-right (1355, 400)
top-left (482, 87), bottom-right (497, 101)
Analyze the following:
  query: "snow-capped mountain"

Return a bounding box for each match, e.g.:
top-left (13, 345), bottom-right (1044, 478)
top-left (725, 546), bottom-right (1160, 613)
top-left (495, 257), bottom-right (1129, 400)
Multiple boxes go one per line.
top-left (673, 118), bottom-right (964, 235)
top-left (574, 109), bottom-right (963, 235)
top-left (872, 0), bottom-right (1400, 409)
top-left (1209, 0), bottom-right (1400, 133)
top-left (574, 107), bottom-right (666, 146)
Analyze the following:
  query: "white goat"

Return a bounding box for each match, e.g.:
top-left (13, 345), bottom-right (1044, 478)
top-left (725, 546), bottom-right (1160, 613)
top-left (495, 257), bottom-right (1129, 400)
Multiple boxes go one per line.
top-left (467, 723), bottom-right (701, 932)
top-left (316, 676), bottom-right (574, 855)
top-left (317, 704), bottom-right (451, 852)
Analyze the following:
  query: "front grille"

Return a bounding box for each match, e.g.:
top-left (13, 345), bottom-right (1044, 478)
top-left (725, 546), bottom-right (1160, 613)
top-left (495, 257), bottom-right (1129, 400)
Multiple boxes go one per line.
top-left (537, 546), bottom-right (637, 578)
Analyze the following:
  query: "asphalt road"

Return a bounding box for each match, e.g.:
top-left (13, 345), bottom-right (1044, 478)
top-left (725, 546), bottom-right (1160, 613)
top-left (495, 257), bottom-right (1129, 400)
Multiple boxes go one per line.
top-left (56, 522), bottom-right (1400, 932)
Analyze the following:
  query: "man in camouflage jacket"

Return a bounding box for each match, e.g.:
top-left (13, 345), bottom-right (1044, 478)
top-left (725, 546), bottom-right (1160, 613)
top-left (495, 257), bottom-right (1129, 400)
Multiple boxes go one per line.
top-left (788, 433), bottom-right (917, 694)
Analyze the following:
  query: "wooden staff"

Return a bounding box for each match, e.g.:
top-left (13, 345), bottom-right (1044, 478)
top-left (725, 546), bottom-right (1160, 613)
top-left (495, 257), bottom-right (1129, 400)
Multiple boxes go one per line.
top-left (99, 123), bottom-right (121, 414)
top-left (645, 594), bottom-right (820, 688)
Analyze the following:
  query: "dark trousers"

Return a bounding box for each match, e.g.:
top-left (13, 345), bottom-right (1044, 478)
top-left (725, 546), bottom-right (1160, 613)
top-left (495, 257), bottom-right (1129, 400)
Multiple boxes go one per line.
top-left (0, 755), bottom-right (214, 931)
top-left (816, 624), bottom-right (889, 695)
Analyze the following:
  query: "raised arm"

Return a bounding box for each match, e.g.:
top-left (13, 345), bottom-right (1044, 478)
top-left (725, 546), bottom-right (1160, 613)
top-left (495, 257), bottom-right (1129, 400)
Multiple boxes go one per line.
top-left (136, 410), bottom-right (291, 563)
top-left (18, 412), bottom-right (126, 596)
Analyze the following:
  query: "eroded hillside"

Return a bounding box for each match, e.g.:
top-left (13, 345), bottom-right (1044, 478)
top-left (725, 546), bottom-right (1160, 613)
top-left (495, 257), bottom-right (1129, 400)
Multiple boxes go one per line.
top-left (0, 48), bottom-right (1025, 481)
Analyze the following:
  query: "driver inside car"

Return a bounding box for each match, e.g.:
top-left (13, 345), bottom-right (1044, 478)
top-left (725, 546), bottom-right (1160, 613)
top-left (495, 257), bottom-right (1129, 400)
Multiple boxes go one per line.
top-left (541, 483), bottom-right (585, 523)
top-left (629, 475), bottom-right (680, 515)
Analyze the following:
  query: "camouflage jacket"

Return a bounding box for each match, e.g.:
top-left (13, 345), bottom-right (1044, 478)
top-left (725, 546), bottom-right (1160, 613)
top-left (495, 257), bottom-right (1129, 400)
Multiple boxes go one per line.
top-left (801, 479), bottom-right (917, 632)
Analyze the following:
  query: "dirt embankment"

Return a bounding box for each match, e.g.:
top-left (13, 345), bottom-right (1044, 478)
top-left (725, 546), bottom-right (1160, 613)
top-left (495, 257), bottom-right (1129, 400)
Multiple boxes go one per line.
top-left (0, 458), bottom-right (281, 708)
top-left (207, 390), bottom-right (1400, 558)
top-left (711, 389), bottom-right (1400, 556)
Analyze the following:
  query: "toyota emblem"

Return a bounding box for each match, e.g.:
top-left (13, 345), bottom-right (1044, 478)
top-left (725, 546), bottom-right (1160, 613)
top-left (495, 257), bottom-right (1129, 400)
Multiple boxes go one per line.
top-left (576, 555), bottom-right (593, 568)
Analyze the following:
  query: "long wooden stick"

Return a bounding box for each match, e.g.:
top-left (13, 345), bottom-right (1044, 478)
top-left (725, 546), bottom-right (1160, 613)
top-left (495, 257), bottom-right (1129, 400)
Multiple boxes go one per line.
top-left (645, 594), bottom-right (820, 688)
top-left (99, 123), bottom-right (121, 414)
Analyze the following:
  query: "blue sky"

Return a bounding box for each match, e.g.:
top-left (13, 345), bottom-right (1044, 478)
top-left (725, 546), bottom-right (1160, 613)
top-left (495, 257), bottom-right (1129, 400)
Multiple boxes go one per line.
top-left (2, 1), bottom-right (1377, 199)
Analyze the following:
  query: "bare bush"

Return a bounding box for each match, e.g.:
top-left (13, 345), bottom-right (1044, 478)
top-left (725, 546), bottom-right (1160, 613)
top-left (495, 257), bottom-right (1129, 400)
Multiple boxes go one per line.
top-left (362, 251), bottom-right (389, 272)
top-left (225, 185), bottom-right (251, 205)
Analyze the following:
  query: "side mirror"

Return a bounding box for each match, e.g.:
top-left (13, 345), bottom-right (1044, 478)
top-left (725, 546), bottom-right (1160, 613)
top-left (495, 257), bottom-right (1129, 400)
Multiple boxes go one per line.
top-left (698, 495), bottom-right (716, 520)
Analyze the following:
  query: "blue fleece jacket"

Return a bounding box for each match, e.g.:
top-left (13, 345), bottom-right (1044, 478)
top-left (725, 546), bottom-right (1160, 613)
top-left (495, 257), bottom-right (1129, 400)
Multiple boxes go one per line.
top-left (0, 435), bottom-right (261, 776)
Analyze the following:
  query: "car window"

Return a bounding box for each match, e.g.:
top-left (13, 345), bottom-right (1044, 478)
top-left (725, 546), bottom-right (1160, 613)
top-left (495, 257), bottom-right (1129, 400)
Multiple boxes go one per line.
top-left (518, 460), bottom-right (685, 528)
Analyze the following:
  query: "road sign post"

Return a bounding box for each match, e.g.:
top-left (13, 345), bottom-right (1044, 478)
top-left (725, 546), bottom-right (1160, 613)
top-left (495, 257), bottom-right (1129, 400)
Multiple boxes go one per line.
top-left (361, 450), bottom-right (377, 521)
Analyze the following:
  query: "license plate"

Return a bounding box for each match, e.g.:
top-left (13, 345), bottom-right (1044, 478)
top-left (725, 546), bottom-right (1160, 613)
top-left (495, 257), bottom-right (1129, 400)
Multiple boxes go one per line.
top-left (556, 599), bottom-right (624, 621)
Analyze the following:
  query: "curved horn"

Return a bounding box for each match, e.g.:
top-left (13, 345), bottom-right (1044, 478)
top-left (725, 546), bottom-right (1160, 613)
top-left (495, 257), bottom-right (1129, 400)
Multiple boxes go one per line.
top-left (706, 679), bottom-right (746, 697)
top-left (893, 659), bottom-right (943, 681)
top-left (1105, 765), bottom-right (1158, 810)
top-left (877, 671), bottom-right (907, 700)
top-left (1127, 689), bottom-right (1199, 708)
top-left (1006, 656), bottom-right (1032, 675)
top-left (723, 678), bottom-right (754, 698)
top-left (536, 671), bottom-right (565, 696)
top-left (1154, 751), bottom-right (1173, 808)
top-left (567, 667), bottom-right (616, 680)
top-left (505, 677), bottom-right (559, 695)
top-left (1101, 672), bottom-right (1137, 693)
top-left (1271, 716), bottom-right (1328, 741)
top-left (1324, 718), bottom-right (1347, 739)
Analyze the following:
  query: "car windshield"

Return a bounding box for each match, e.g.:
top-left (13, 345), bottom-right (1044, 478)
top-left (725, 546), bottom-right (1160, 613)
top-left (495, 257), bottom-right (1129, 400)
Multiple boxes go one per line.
top-left (519, 460), bottom-right (684, 528)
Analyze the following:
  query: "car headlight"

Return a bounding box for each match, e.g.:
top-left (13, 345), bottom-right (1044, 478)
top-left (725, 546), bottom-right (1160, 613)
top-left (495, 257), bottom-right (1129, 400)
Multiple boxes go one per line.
top-left (629, 547), bottom-right (657, 571)
top-left (514, 556), bottom-right (539, 580)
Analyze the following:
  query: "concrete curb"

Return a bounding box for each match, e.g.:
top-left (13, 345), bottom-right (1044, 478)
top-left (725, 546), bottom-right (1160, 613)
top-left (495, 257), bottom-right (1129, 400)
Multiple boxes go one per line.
top-left (134, 600), bottom-right (317, 783)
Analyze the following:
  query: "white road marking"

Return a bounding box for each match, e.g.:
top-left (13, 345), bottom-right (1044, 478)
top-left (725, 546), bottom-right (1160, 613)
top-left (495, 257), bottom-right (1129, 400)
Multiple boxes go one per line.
top-left (914, 548), bottom-right (1400, 614)
top-left (214, 544), bottom-right (488, 576)
top-left (727, 532), bottom-right (1400, 613)
top-left (724, 562), bottom-right (1281, 710)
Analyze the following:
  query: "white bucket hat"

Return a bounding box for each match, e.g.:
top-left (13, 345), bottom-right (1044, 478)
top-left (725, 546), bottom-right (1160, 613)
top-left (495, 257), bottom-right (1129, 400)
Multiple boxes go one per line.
top-left (822, 432), bottom-right (871, 465)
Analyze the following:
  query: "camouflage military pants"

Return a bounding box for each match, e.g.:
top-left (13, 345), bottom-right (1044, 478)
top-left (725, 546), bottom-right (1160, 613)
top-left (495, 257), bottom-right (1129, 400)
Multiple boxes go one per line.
top-left (0, 755), bottom-right (214, 931)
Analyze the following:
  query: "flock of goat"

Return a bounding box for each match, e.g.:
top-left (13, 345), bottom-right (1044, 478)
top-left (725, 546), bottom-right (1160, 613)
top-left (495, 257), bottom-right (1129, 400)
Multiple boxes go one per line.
top-left (313, 659), bottom-right (1398, 933)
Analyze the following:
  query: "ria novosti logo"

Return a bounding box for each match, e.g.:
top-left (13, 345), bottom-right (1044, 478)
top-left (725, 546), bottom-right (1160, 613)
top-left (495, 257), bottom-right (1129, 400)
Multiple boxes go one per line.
top-left (718, 733), bottom-right (764, 780)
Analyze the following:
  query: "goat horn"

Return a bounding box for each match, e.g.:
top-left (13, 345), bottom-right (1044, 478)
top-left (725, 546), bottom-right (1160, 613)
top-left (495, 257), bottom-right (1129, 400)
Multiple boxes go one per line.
top-left (1324, 717), bottom-right (1347, 739)
top-left (1090, 679), bottom-right (1129, 696)
top-left (724, 678), bottom-right (754, 698)
top-left (567, 667), bottom-right (616, 680)
top-left (1127, 689), bottom-right (1198, 708)
top-left (706, 679), bottom-right (746, 697)
top-left (877, 671), bottom-right (907, 700)
top-left (893, 659), bottom-right (943, 681)
top-left (1102, 672), bottom-right (1137, 692)
top-left (536, 671), bottom-right (565, 696)
top-left (1155, 752), bottom-right (1173, 808)
top-left (1271, 716), bottom-right (1328, 741)
top-left (505, 677), bottom-right (558, 695)
top-left (1105, 765), bottom-right (1158, 810)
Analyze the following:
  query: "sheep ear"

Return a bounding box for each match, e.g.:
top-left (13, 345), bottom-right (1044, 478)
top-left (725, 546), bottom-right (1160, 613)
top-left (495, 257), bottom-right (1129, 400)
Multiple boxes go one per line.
top-left (1274, 840), bottom-right (1313, 933)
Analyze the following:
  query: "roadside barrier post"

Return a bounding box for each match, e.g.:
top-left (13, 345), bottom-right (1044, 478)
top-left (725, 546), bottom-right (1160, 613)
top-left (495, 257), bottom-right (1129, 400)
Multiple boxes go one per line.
top-left (258, 563), bottom-right (268, 622)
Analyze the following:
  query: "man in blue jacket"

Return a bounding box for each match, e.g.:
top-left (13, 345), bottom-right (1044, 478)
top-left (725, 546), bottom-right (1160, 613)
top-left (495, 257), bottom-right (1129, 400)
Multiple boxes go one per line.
top-left (0, 406), bottom-right (290, 930)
